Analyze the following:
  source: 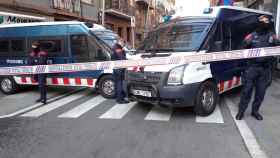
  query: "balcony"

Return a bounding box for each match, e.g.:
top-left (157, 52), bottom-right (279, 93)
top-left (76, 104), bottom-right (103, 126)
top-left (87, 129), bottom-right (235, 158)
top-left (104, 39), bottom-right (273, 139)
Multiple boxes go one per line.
top-left (52, 0), bottom-right (81, 14)
top-left (136, 0), bottom-right (155, 9)
top-left (105, 0), bottom-right (135, 20)
top-left (136, 0), bottom-right (149, 6)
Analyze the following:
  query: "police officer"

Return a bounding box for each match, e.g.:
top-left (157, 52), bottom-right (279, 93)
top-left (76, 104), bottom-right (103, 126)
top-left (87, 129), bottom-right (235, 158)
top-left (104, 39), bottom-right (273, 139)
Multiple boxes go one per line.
top-left (112, 39), bottom-right (129, 104)
top-left (236, 15), bottom-right (279, 120)
top-left (28, 42), bottom-right (48, 104)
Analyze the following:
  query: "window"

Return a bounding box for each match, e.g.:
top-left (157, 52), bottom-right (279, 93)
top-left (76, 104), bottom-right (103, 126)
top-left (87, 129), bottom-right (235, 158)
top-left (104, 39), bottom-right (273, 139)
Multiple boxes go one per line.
top-left (11, 40), bottom-right (25, 52)
top-left (138, 23), bottom-right (210, 52)
top-left (82, 0), bottom-right (93, 4)
top-left (38, 39), bottom-right (62, 54)
top-left (127, 27), bottom-right (131, 42)
top-left (0, 40), bottom-right (9, 53)
top-left (71, 34), bottom-right (89, 62)
top-left (118, 27), bottom-right (123, 37)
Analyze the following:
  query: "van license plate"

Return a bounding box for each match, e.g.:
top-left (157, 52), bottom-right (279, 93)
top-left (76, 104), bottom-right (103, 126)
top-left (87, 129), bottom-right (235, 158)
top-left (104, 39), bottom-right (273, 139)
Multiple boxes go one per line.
top-left (132, 89), bottom-right (152, 97)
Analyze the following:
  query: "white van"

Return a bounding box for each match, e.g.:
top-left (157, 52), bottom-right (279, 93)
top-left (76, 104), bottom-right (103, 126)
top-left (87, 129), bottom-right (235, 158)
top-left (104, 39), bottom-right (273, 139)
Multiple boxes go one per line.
top-left (127, 6), bottom-right (276, 116)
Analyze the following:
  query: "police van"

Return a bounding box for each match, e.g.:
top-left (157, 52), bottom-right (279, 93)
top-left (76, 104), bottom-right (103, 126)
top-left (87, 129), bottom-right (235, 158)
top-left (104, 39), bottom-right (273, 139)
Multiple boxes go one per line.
top-left (0, 21), bottom-right (116, 98)
top-left (127, 6), bottom-right (275, 116)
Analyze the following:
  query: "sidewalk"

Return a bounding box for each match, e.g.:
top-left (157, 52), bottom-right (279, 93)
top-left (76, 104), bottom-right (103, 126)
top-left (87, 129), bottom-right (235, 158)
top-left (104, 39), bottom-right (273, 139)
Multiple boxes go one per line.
top-left (227, 77), bottom-right (280, 158)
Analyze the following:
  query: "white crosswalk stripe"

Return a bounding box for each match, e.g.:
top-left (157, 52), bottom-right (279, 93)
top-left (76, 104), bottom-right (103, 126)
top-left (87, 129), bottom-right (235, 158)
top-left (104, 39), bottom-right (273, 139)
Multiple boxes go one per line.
top-left (21, 90), bottom-right (90, 117)
top-left (58, 96), bottom-right (106, 118)
top-left (99, 102), bottom-right (137, 119)
top-left (18, 92), bottom-right (226, 123)
top-left (195, 104), bottom-right (224, 124)
top-left (144, 106), bottom-right (173, 121)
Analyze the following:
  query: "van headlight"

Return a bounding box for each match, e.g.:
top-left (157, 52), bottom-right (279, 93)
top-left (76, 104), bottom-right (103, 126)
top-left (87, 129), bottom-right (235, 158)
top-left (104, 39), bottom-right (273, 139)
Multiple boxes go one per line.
top-left (167, 65), bottom-right (186, 85)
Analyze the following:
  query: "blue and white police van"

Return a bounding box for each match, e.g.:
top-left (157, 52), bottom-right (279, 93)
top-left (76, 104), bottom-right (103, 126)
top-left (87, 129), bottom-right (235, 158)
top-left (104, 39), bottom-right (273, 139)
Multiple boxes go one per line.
top-left (127, 6), bottom-right (275, 116)
top-left (0, 21), bottom-right (116, 98)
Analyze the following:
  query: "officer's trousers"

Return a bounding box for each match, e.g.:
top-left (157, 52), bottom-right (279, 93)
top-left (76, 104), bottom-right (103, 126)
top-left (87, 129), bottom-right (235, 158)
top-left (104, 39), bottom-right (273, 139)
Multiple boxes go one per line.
top-left (38, 74), bottom-right (47, 101)
top-left (115, 79), bottom-right (125, 102)
top-left (238, 66), bottom-right (270, 113)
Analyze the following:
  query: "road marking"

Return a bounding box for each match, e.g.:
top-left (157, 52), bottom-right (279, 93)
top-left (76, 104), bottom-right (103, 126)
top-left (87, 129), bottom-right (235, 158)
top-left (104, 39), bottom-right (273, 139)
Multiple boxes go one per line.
top-left (0, 89), bottom-right (83, 119)
top-left (225, 98), bottom-right (268, 158)
top-left (144, 106), bottom-right (173, 121)
top-left (58, 95), bottom-right (106, 118)
top-left (21, 90), bottom-right (89, 117)
top-left (196, 105), bottom-right (224, 124)
top-left (99, 102), bottom-right (137, 119)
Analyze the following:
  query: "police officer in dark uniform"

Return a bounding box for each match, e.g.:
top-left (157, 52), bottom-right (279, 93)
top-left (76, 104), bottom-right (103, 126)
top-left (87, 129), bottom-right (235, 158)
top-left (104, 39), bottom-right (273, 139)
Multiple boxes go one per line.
top-left (236, 15), bottom-right (280, 120)
top-left (28, 42), bottom-right (48, 104)
top-left (111, 40), bottom-right (129, 104)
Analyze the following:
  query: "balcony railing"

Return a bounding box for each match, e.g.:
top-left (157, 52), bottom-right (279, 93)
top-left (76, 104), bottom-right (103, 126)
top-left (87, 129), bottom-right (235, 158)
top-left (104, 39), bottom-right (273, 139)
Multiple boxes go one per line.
top-left (105, 0), bottom-right (135, 17)
top-left (52, 0), bottom-right (81, 13)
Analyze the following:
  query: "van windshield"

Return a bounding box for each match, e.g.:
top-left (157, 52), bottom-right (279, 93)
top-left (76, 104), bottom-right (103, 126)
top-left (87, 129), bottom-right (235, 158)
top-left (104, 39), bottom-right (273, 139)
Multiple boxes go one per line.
top-left (138, 22), bottom-right (211, 53)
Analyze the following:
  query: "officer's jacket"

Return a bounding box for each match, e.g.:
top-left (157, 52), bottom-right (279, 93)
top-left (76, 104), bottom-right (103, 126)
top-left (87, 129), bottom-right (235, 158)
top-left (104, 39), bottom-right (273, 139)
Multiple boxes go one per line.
top-left (243, 31), bottom-right (280, 67)
top-left (28, 51), bottom-right (48, 66)
top-left (111, 45), bottom-right (127, 79)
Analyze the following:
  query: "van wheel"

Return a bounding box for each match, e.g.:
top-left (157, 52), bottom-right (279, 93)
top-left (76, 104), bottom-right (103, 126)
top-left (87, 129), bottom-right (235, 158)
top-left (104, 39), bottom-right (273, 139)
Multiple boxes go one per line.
top-left (0, 77), bottom-right (19, 94)
top-left (195, 81), bottom-right (218, 116)
top-left (98, 75), bottom-right (115, 99)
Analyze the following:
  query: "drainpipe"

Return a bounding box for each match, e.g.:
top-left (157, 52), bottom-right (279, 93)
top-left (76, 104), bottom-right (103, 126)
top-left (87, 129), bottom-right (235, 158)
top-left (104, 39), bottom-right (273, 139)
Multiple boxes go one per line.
top-left (102, 0), bottom-right (105, 25)
top-left (144, 2), bottom-right (150, 38)
top-left (276, 0), bottom-right (280, 70)
top-left (276, 0), bottom-right (280, 36)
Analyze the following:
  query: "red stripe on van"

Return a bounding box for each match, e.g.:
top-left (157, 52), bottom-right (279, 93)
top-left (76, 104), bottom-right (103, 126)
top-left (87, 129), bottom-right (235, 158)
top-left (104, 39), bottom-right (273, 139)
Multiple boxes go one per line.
top-left (52, 78), bottom-right (58, 85)
top-left (235, 77), bottom-right (240, 85)
top-left (87, 79), bottom-right (93, 86)
top-left (63, 78), bottom-right (69, 85)
top-left (75, 78), bottom-right (81, 85)
top-left (228, 80), bottom-right (233, 89)
top-left (21, 77), bottom-right (27, 83)
top-left (31, 77), bottom-right (37, 84)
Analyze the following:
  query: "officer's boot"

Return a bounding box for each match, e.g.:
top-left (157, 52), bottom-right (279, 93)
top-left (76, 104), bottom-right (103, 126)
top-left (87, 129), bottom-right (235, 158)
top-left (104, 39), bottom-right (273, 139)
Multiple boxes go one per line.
top-left (251, 112), bottom-right (263, 120)
top-left (236, 111), bottom-right (244, 120)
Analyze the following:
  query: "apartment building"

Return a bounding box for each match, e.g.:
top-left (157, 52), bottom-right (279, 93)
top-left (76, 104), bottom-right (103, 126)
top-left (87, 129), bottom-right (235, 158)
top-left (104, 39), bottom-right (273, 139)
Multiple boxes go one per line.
top-left (0, 0), bottom-right (175, 47)
top-left (0, 0), bottom-right (100, 23)
top-left (102, 0), bottom-right (175, 47)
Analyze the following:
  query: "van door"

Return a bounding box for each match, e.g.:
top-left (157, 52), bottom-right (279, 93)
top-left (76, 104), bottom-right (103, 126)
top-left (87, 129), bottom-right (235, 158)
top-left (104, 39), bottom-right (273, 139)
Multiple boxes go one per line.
top-left (70, 33), bottom-right (111, 79)
top-left (209, 22), bottom-right (239, 84)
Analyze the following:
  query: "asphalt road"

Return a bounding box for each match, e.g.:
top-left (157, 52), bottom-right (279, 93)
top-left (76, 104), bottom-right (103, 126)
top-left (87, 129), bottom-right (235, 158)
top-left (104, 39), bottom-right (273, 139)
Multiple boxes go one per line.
top-left (0, 80), bottom-right (280, 158)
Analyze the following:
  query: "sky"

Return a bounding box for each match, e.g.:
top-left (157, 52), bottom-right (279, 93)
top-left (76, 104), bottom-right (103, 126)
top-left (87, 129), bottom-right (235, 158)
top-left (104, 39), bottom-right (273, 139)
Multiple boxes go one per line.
top-left (174, 0), bottom-right (210, 16)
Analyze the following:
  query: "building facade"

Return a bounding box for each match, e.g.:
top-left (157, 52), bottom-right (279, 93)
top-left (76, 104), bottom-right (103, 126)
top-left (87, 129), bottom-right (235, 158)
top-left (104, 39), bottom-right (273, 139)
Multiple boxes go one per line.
top-left (103, 0), bottom-right (135, 46)
top-left (0, 0), bottom-right (175, 48)
top-left (101, 0), bottom-right (175, 47)
top-left (0, 0), bottom-right (100, 23)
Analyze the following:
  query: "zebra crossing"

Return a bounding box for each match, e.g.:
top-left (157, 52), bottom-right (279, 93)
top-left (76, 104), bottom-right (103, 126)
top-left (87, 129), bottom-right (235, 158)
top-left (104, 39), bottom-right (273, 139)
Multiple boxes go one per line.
top-left (19, 90), bottom-right (226, 123)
